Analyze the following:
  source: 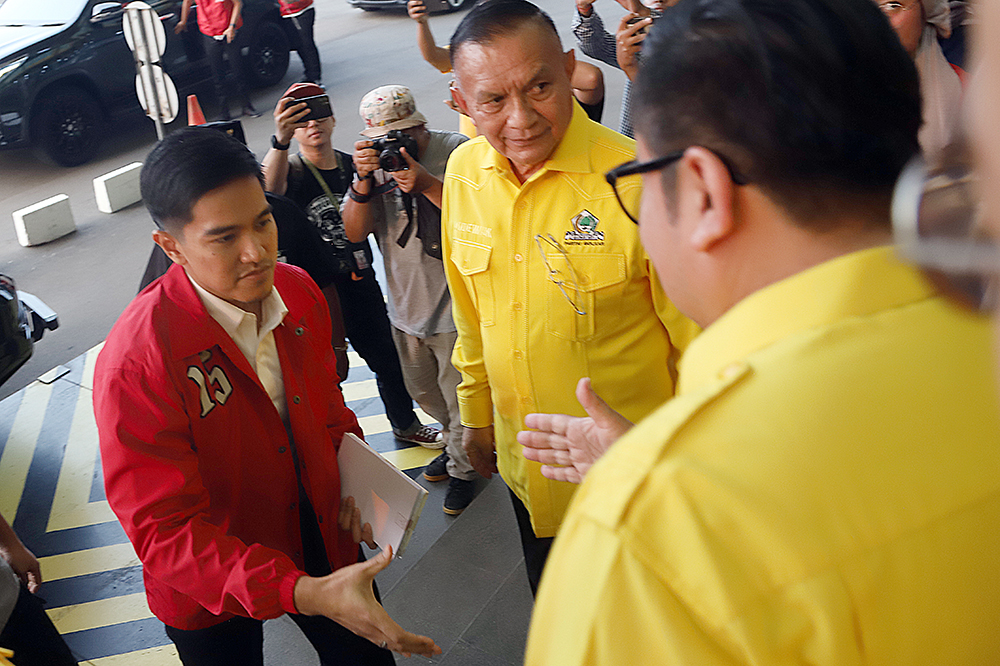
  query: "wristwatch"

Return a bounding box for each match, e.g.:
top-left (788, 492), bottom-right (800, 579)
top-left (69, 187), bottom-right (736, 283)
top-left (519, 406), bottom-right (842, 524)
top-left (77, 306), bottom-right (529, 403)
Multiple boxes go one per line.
top-left (270, 135), bottom-right (290, 151)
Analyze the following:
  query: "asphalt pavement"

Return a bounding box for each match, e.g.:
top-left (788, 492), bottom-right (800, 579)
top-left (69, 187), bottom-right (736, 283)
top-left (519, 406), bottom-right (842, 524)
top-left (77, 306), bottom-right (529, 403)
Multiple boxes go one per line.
top-left (0, 0), bottom-right (628, 400)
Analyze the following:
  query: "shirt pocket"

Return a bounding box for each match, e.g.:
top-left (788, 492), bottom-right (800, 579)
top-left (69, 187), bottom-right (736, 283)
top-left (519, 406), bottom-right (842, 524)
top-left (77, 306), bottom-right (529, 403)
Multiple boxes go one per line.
top-left (543, 253), bottom-right (626, 342)
top-left (452, 238), bottom-right (495, 327)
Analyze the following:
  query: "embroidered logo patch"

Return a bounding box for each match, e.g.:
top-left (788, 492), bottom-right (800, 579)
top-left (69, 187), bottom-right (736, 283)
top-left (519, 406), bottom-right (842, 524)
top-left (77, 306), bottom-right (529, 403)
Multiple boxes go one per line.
top-left (565, 210), bottom-right (605, 245)
top-left (188, 352), bottom-right (233, 418)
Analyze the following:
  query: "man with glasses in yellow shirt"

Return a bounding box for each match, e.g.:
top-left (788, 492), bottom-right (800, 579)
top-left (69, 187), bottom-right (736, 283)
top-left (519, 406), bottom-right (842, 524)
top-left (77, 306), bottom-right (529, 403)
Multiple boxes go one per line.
top-left (523, 0), bottom-right (1000, 662)
top-left (441, 0), bottom-right (697, 596)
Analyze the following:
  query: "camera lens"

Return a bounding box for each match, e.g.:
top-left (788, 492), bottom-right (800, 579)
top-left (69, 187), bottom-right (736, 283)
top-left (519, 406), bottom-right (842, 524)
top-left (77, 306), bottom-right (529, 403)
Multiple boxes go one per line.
top-left (380, 149), bottom-right (405, 172)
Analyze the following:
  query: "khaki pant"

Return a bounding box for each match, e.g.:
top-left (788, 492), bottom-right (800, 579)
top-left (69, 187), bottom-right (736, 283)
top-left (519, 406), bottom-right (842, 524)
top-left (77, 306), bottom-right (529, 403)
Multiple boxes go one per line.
top-left (390, 328), bottom-right (475, 480)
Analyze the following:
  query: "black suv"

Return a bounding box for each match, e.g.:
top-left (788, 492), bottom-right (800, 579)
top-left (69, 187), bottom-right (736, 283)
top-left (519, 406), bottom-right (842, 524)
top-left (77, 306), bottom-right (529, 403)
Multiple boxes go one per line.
top-left (0, 0), bottom-right (291, 166)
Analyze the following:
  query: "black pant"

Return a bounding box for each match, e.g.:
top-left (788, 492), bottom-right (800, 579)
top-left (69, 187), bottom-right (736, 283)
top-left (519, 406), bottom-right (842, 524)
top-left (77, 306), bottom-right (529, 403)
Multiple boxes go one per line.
top-left (332, 268), bottom-right (418, 433)
top-left (287, 9), bottom-right (321, 83)
top-left (202, 33), bottom-right (249, 107)
top-left (0, 584), bottom-right (78, 665)
top-left (509, 489), bottom-right (554, 597)
top-left (165, 610), bottom-right (393, 666)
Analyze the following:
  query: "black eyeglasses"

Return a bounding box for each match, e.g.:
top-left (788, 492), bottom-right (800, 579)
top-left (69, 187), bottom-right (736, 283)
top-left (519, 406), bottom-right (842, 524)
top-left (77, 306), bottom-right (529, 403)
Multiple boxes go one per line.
top-left (605, 149), bottom-right (749, 224)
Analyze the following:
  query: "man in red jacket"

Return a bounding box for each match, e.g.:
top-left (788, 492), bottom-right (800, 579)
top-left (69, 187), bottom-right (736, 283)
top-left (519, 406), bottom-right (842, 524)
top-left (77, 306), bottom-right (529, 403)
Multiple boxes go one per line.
top-left (279, 0), bottom-right (322, 85)
top-left (93, 127), bottom-right (439, 665)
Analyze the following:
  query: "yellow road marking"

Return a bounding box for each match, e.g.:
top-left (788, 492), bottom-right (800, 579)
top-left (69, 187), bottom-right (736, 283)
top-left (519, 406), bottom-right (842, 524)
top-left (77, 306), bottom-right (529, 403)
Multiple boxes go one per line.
top-left (0, 381), bottom-right (53, 520)
top-left (341, 379), bottom-right (379, 403)
top-left (380, 446), bottom-right (440, 472)
top-left (47, 592), bottom-right (153, 634)
top-left (39, 542), bottom-right (140, 582)
top-left (79, 343), bottom-right (104, 391)
top-left (83, 645), bottom-right (181, 666)
top-left (47, 385), bottom-right (115, 532)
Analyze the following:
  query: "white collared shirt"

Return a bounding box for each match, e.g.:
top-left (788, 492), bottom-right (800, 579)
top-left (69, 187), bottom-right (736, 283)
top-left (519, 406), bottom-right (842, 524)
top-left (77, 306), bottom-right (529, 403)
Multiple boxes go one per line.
top-left (188, 273), bottom-right (290, 421)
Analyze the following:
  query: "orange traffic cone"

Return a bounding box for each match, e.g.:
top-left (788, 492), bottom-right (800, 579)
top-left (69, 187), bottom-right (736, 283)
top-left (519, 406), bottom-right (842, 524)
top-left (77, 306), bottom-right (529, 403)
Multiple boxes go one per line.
top-left (187, 95), bottom-right (206, 126)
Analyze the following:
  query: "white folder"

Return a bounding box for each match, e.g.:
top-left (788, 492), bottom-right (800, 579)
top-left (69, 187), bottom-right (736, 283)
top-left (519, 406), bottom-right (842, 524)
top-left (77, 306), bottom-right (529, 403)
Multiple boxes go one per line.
top-left (338, 433), bottom-right (428, 558)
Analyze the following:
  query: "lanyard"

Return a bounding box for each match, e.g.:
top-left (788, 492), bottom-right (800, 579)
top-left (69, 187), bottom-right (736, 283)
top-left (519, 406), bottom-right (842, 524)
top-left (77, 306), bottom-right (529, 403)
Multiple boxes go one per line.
top-left (300, 153), bottom-right (343, 205)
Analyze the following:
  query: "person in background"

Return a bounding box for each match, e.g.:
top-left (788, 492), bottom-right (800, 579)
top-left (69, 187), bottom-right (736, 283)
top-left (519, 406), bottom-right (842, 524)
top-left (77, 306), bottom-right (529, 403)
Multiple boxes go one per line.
top-left (443, 0), bottom-right (697, 595)
top-left (876, 0), bottom-right (963, 159)
top-left (573, 0), bottom-right (677, 138)
top-left (0, 512), bottom-right (78, 665)
top-left (523, 0), bottom-right (1000, 662)
top-left (279, 0), bottom-right (323, 86)
top-left (262, 83), bottom-right (443, 449)
top-left (407, 0), bottom-right (607, 125)
top-left (343, 85), bottom-right (479, 515)
top-left (176, 0), bottom-right (261, 120)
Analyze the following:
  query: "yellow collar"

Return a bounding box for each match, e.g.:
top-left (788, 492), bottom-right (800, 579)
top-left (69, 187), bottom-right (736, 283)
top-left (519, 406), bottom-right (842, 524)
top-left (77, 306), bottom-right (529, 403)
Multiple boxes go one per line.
top-left (678, 246), bottom-right (939, 393)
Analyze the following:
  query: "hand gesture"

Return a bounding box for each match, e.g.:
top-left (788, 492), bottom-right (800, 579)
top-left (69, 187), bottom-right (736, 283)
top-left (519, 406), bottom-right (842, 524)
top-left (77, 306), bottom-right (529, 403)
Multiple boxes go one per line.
top-left (293, 548), bottom-right (442, 657)
top-left (389, 148), bottom-right (434, 194)
top-left (463, 425), bottom-right (497, 479)
top-left (517, 377), bottom-right (633, 484)
top-left (223, 24), bottom-right (237, 43)
top-left (0, 537), bottom-right (41, 594)
top-left (338, 496), bottom-right (376, 549)
top-left (273, 97), bottom-right (309, 146)
top-left (407, 0), bottom-right (429, 23)
top-left (616, 13), bottom-right (651, 81)
top-left (353, 140), bottom-right (380, 180)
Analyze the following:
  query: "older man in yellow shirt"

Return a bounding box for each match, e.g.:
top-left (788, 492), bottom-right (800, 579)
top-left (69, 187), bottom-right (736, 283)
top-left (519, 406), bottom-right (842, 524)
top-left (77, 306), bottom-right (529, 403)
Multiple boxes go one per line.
top-left (442, 0), bottom-right (697, 595)
top-left (522, 0), bottom-right (1000, 663)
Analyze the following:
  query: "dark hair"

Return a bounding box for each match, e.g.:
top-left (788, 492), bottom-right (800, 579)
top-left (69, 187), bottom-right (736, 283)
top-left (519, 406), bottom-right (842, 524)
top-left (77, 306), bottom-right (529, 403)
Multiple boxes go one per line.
top-left (449, 0), bottom-right (560, 70)
top-left (140, 126), bottom-right (263, 232)
top-left (634, 0), bottom-right (921, 227)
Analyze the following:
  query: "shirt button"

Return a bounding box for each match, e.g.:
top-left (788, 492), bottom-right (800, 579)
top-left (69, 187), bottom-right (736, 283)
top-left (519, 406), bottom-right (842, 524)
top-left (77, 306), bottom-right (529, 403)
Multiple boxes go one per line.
top-left (290, 503), bottom-right (297, 510)
top-left (513, 350), bottom-right (523, 359)
top-left (514, 253), bottom-right (523, 262)
top-left (512, 302), bottom-right (522, 310)
top-left (295, 327), bottom-right (304, 336)
top-left (521, 395), bottom-right (532, 404)
top-left (317, 515), bottom-right (323, 523)
top-left (718, 362), bottom-right (746, 381)
top-left (293, 395), bottom-right (301, 404)
top-left (278, 446), bottom-right (287, 453)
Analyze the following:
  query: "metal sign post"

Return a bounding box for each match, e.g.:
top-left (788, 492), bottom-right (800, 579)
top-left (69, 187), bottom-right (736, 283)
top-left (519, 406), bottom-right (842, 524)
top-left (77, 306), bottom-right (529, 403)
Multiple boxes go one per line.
top-left (123, 1), bottom-right (178, 139)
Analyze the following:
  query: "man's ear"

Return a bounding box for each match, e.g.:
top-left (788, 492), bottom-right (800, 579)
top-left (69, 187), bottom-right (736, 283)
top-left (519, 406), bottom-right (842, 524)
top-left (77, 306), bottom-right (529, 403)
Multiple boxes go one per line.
top-left (153, 228), bottom-right (186, 267)
top-left (563, 48), bottom-right (576, 83)
top-left (679, 147), bottom-right (738, 252)
top-left (450, 82), bottom-right (470, 117)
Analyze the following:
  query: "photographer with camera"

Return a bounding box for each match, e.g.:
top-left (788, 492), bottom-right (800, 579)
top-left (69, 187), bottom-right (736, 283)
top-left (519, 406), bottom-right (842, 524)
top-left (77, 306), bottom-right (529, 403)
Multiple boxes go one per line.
top-left (262, 83), bottom-right (443, 449)
top-left (343, 85), bottom-right (479, 515)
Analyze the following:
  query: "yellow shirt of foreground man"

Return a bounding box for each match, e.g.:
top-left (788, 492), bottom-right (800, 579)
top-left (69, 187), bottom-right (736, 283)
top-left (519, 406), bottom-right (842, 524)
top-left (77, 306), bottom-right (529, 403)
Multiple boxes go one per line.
top-left (527, 246), bottom-right (1000, 665)
top-left (441, 104), bottom-right (697, 537)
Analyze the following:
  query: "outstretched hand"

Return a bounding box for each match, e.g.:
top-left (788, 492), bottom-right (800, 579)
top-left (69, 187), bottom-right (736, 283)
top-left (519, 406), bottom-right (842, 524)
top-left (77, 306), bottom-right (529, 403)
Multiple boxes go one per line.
top-left (517, 377), bottom-right (633, 484)
top-left (293, 547), bottom-right (442, 657)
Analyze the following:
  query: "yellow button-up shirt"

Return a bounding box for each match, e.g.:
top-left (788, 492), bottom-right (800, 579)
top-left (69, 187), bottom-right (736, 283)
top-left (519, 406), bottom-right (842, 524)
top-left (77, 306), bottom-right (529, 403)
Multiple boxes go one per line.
top-left (528, 246), bottom-right (1000, 664)
top-left (441, 104), bottom-right (697, 537)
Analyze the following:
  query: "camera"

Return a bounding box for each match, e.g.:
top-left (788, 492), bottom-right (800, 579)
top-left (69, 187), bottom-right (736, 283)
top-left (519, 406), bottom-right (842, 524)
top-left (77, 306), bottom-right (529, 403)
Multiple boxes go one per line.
top-left (371, 129), bottom-right (419, 172)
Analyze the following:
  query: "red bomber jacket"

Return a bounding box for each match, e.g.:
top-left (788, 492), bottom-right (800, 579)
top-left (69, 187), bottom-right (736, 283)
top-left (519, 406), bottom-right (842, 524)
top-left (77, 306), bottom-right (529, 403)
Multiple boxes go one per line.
top-left (94, 262), bottom-right (362, 630)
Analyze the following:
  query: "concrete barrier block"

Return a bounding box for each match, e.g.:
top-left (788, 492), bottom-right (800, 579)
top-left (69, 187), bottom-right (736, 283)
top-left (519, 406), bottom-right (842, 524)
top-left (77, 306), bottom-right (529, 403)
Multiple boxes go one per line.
top-left (13, 194), bottom-right (75, 247)
top-left (94, 162), bottom-right (143, 214)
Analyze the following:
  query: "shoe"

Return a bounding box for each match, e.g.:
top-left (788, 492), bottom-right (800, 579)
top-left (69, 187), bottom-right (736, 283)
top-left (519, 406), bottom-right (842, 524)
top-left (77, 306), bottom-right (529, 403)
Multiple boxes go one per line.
top-left (443, 477), bottom-right (475, 515)
top-left (242, 103), bottom-right (262, 119)
top-left (393, 424), bottom-right (445, 449)
top-left (423, 453), bottom-right (449, 482)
